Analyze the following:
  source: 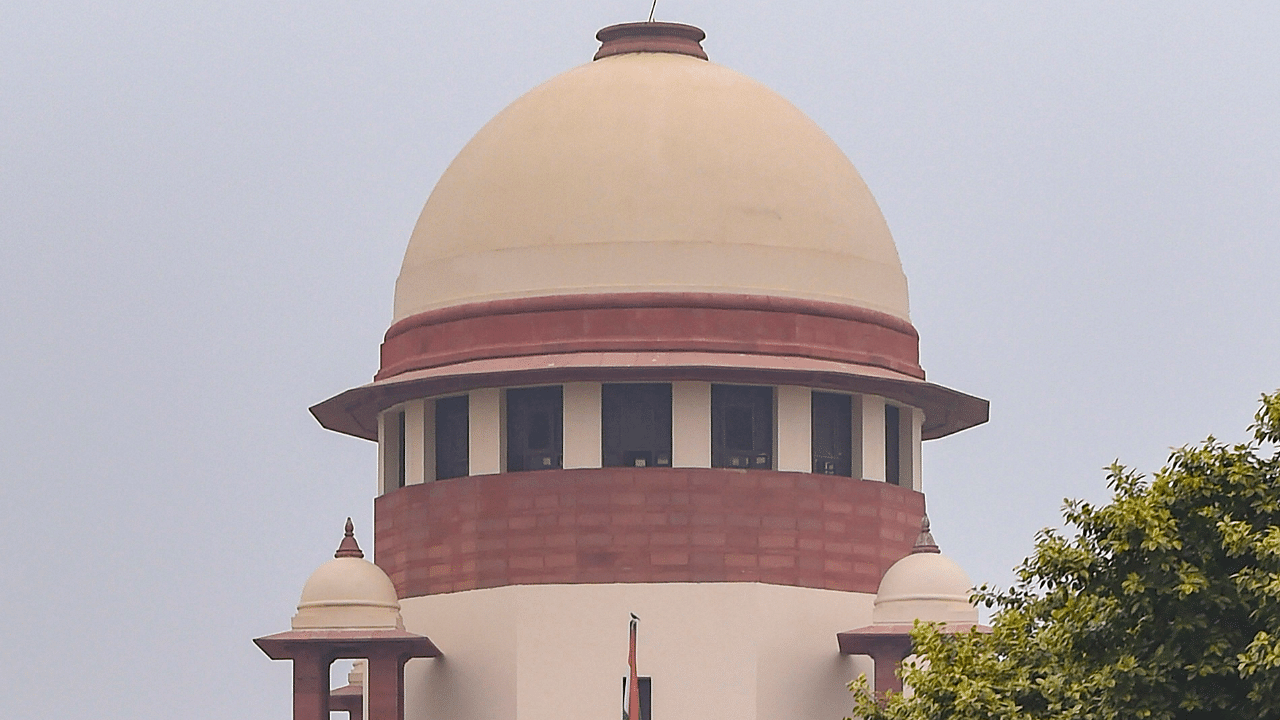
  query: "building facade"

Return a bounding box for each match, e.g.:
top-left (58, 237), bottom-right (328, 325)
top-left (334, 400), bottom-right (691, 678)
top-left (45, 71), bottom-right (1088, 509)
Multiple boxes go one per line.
top-left (261, 21), bottom-right (989, 720)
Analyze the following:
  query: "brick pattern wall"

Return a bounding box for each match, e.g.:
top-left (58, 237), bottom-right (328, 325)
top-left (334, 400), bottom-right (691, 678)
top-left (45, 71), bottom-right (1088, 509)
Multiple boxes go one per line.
top-left (374, 468), bottom-right (925, 598)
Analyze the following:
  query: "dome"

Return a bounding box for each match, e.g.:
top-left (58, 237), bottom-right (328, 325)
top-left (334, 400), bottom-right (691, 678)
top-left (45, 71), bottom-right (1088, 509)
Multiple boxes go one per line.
top-left (291, 520), bottom-right (404, 630)
top-left (310, 24), bottom-right (992, 445)
top-left (394, 26), bottom-right (909, 324)
top-left (872, 518), bottom-right (978, 625)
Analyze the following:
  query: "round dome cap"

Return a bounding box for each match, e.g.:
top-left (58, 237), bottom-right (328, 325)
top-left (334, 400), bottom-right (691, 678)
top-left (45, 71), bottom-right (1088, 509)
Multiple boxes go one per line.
top-left (394, 24), bottom-right (909, 323)
top-left (291, 519), bottom-right (404, 631)
top-left (873, 517), bottom-right (978, 625)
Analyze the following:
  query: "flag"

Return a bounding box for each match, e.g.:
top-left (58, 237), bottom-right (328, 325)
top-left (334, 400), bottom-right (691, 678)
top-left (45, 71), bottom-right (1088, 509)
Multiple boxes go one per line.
top-left (625, 613), bottom-right (640, 720)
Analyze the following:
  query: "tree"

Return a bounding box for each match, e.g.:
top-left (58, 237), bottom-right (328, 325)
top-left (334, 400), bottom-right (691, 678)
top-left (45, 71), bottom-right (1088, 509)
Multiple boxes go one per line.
top-left (850, 391), bottom-right (1280, 720)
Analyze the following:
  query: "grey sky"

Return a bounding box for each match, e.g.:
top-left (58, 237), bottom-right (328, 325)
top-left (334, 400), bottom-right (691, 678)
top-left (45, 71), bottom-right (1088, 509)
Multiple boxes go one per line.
top-left (2, 1), bottom-right (1277, 717)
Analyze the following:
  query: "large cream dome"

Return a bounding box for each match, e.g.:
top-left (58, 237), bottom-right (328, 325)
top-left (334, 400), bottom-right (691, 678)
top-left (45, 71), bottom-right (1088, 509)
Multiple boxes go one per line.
top-left (394, 45), bottom-right (910, 323)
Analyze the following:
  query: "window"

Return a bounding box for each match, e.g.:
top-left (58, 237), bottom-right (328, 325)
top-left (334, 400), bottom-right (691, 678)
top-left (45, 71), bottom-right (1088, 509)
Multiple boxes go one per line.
top-left (435, 395), bottom-right (468, 480)
top-left (711, 384), bottom-right (773, 469)
top-left (384, 407), bottom-right (404, 489)
top-left (602, 384), bottom-right (672, 468)
top-left (885, 404), bottom-right (901, 486)
top-left (622, 676), bottom-right (652, 720)
top-left (506, 386), bottom-right (563, 472)
top-left (812, 391), bottom-right (852, 476)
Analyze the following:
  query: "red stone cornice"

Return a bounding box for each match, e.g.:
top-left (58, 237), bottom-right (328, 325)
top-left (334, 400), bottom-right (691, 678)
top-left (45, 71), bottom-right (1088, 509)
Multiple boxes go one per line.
top-left (377, 293), bottom-right (923, 382)
top-left (311, 350), bottom-right (989, 442)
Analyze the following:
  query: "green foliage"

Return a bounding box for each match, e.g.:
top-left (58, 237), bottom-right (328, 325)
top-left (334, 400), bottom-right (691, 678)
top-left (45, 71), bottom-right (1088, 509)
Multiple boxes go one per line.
top-left (849, 392), bottom-right (1280, 720)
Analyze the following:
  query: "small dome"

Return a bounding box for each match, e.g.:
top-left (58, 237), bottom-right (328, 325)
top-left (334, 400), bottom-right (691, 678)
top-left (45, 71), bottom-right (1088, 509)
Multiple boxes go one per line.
top-left (394, 25), bottom-right (908, 323)
top-left (873, 517), bottom-right (978, 625)
top-left (291, 520), bottom-right (404, 630)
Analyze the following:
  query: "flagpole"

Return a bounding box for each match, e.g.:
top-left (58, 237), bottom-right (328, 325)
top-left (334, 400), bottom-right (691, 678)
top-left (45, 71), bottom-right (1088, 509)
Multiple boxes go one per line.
top-left (627, 614), bottom-right (641, 720)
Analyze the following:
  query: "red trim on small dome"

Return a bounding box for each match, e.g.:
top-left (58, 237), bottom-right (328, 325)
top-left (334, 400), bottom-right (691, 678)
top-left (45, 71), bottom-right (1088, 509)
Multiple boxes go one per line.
top-left (335, 517), bottom-right (365, 558)
top-left (594, 22), bottom-right (708, 61)
top-left (910, 514), bottom-right (941, 554)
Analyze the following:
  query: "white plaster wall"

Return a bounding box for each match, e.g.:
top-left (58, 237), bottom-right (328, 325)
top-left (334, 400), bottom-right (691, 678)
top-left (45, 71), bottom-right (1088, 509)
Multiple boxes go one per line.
top-left (672, 381), bottom-right (711, 468)
top-left (858, 395), bottom-right (887, 482)
top-left (403, 585), bottom-right (518, 720)
top-left (775, 386), bottom-right (811, 473)
top-left (400, 583), bottom-right (874, 720)
top-left (755, 583), bottom-right (873, 720)
top-left (470, 388), bottom-right (502, 476)
top-left (562, 382), bottom-right (602, 470)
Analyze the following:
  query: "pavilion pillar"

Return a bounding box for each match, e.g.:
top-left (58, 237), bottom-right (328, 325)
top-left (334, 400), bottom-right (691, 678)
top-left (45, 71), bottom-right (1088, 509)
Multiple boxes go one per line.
top-left (836, 629), bottom-right (914, 700)
top-left (290, 647), bottom-right (333, 720)
top-left (366, 651), bottom-right (407, 720)
top-left (870, 648), bottom-right (908, 697)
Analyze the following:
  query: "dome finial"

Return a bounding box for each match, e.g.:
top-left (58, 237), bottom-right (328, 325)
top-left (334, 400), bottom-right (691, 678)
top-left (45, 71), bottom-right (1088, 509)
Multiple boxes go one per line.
top-left (594, 21), bottom-right (708, 61)
top-left (335, 517), bottom-right (364, 559)
top-left (911, 514), bottom-right (941, 554)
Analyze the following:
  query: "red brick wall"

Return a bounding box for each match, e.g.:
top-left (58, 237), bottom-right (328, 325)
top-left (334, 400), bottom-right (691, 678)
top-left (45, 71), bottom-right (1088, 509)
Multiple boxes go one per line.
top-left (374, 467), bottom-right (924, 598)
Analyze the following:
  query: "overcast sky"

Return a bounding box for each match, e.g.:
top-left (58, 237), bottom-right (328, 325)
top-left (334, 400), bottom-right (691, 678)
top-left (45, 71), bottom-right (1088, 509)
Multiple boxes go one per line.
top-left (2, 1), bottom-right (1277, 717)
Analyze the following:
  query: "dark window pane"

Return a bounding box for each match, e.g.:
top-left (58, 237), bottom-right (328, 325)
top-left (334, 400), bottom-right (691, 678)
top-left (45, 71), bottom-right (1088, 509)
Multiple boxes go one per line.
top-left (725, 407), bottom-right (754, 451)
top-left (812, 392), bottom-right (852, 476)
top-left (885, 404), bottom-right (901, 486)
top-left (528, 411), bottom-right (551, 450)
top-left (506, 386), bottom-right (563, 472)
top-left (394, 411), bottom-right (406, 489)
top-left (603, 384), bottom-right (672, 468)
top-left (712, 384), bottom-right (773, 469)
top-left (435, 395), bottom-right (468, 480)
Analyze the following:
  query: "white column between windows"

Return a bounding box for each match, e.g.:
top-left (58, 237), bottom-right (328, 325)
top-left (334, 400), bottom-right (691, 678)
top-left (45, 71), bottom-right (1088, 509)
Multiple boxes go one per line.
top-left (563, 382), bottom-right (602, 469)
top-left (858, 394), bottom-right (887, 482)
top-left (775, 386), bottom-right (811, 473)
top-left (469, 388), bottom-right (502, 476)
top-left (404, 400), bottom-right (427, 486)
top-left (672, 381), bottom-right (711, 468)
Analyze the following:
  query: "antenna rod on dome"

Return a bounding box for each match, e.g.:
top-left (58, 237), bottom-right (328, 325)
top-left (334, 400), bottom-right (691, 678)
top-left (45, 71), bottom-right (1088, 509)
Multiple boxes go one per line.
top-left (647, 0), bottom-right (658, 22)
